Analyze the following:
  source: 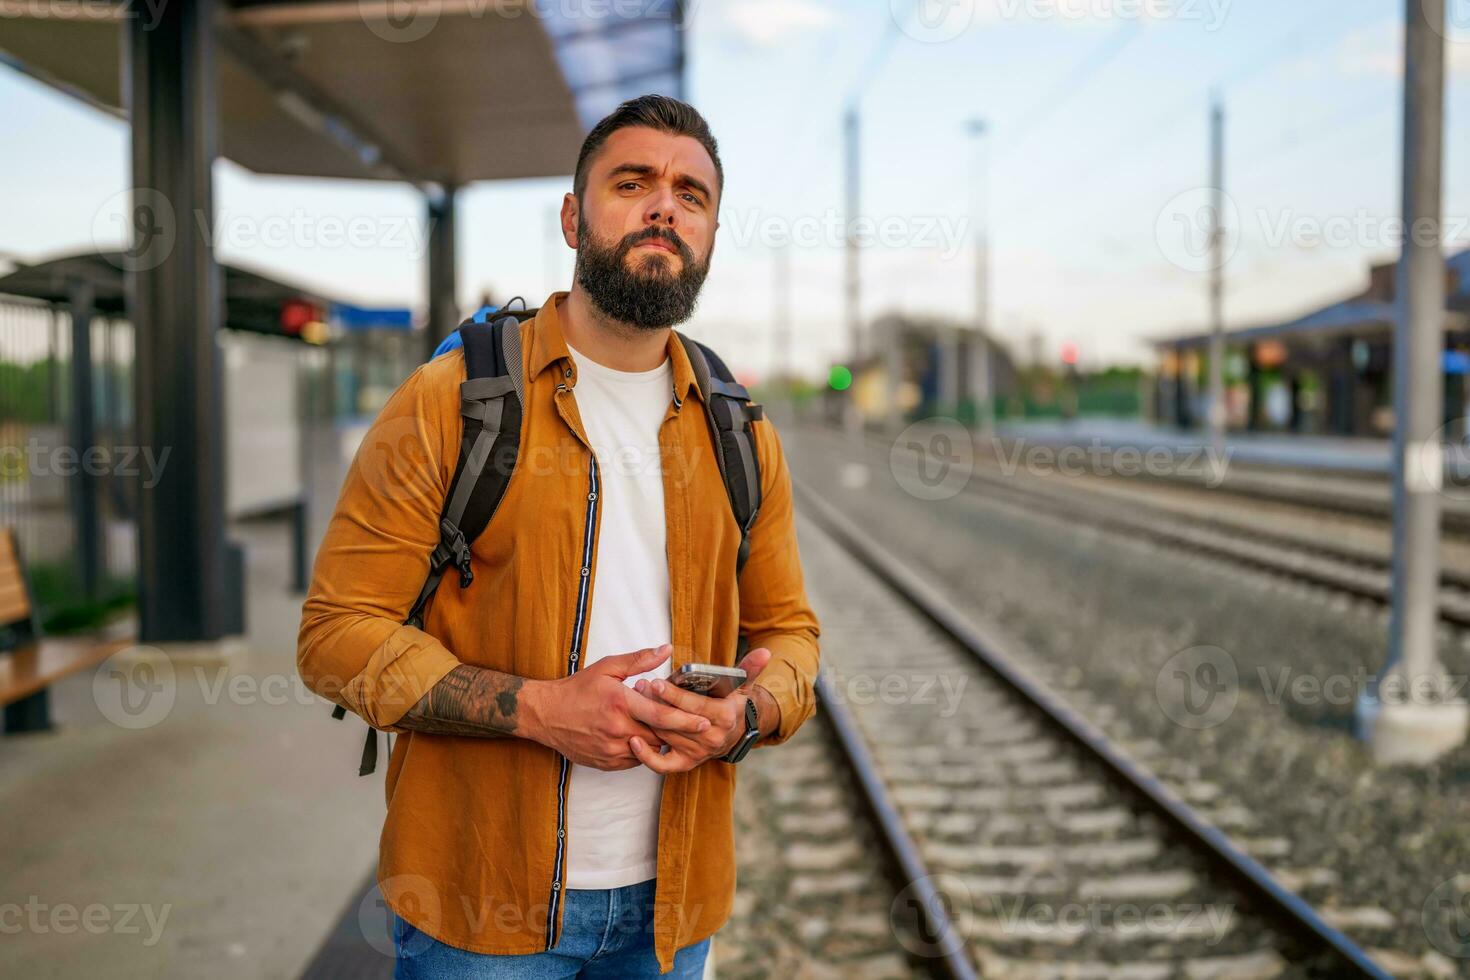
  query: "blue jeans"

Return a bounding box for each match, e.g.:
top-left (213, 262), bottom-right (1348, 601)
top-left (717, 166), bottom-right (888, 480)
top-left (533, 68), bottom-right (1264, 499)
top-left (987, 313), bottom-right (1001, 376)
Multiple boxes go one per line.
top-left (392, 878), bottom-right (711, 979)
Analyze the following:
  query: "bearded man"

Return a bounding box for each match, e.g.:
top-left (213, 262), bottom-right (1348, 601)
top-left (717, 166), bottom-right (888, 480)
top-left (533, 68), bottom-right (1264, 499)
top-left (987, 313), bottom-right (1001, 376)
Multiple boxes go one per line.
top-left (298, 94), bottom-right (821, 978)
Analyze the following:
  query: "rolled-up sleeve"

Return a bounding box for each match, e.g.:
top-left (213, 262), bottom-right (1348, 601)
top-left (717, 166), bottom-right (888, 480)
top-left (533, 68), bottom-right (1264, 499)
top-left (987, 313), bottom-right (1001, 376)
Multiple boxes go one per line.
top-left (741, 417), bottom-right (821, 746)
top-left (296, 359), bottom-right (463, 732)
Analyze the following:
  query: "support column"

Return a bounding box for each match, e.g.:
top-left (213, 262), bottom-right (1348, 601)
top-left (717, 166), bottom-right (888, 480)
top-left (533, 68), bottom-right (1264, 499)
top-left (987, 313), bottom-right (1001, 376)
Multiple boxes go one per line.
top-left (1365, 0), bottom-right (1468, 763)
top-left (68, 279), bottom-right (101, 602)
top-left (426, 182), bottom-right (459, 360)
top-left (126, 0), bottom-right (230, 642)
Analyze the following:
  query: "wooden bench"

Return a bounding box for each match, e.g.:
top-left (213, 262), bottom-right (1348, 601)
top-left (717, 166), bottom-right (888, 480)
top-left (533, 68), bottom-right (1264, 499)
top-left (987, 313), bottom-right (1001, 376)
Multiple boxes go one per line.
top-left (0, 528), bottom-right (133, 732)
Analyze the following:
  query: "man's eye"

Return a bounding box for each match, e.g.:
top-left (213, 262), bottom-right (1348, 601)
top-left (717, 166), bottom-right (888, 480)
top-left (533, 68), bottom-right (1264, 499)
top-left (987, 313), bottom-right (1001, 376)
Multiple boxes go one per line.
top-left (619, 182), bottom-right (641, 191)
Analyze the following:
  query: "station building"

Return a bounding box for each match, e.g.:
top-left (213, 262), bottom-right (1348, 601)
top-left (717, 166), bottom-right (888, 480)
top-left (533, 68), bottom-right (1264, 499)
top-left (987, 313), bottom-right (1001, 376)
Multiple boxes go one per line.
top-left (1152, 249), bottom-right (1470, 438)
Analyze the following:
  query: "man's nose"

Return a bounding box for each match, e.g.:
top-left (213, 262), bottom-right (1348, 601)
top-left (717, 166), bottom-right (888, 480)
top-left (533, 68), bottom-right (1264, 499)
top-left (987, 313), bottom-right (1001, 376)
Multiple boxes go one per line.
top-left (644, 187), bottom-right (679, 226)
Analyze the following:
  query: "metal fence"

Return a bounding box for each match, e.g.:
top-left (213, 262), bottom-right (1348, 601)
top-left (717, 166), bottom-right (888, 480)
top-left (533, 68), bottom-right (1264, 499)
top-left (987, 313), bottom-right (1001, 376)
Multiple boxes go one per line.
top-left (0, 295), bottom-right (137, 621)
top-left (0, 292), bottom-right (418, 627)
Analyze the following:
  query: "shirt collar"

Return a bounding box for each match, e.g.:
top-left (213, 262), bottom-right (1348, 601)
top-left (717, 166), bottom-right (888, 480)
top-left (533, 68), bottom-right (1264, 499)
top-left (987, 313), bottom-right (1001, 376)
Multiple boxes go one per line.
top-left (529, 291), bottom-right (703, 407)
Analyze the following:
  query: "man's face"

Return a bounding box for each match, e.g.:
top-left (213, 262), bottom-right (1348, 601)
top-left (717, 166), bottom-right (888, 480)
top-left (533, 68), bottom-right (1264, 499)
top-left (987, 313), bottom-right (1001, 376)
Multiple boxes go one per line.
top-left (564, 125), bottom-right (720, 330)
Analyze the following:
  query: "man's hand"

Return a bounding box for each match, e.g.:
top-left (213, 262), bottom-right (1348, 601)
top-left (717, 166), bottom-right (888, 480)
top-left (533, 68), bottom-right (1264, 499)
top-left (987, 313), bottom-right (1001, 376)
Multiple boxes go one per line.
top-left (626, 647), bottom-right (776, 773)
top-left (520, 644), bottom-right (713, 771)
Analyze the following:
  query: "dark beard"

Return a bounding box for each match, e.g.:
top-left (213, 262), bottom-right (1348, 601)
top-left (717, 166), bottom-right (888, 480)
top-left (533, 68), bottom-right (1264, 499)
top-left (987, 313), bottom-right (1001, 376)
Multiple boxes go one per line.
top-left (574, 216), bottom-right (711, 330)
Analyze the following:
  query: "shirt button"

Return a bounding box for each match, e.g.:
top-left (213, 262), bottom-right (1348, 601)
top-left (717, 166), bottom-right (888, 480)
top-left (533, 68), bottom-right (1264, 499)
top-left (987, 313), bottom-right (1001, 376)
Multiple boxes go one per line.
top-left (580, 566), bottom-right (589, 577)
top-left (552, 882), bottom-right (561, 891)
top-left (564, 368), bottom-right (573, 378)
top-left (558, 829), bottom-right (565, 839)
top-left (570, 653), bottom-right (579, 664)
top-left (588, 491), bottom-right (597, 501)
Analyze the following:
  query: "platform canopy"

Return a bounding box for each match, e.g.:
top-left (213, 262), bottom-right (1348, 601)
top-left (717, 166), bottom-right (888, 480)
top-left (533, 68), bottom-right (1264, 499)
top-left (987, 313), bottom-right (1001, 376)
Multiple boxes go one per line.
top-left (0, 0), bottom-right (685, 184)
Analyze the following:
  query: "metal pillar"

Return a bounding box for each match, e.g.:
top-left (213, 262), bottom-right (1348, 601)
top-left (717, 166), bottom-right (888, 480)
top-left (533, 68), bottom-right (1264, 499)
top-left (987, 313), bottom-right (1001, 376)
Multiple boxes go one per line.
top-left (1366, 0), bottom-right (1468, 763)
top-left (1206, 97), bottom-right (1226, 463)
top-left (771, 243), bottom-right (794, 385)
top-left (968, 118), bottom-right (994, 434)
top-left (126, 0), bottom-right (230, 642)
top-left (844, 107), bottom-right (862, 364)
top-left (426, 183), bottom-right (459, 360)
top-left (67, 278), bottom-right (101, 601)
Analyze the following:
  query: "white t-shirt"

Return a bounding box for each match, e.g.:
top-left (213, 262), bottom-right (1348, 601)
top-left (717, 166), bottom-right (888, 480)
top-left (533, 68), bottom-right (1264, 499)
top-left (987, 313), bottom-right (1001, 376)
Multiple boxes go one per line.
top-left (562, 339), bottom-right (674, 890)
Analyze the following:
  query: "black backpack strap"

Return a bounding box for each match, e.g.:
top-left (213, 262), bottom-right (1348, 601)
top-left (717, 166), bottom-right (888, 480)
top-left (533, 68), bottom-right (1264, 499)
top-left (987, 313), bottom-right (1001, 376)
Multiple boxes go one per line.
top-left (676, 333), bottom-right (764, 575)
top-left (401, 313), bottom-right (525, 630)
top-left (334, 311), bottom-right (527, 776)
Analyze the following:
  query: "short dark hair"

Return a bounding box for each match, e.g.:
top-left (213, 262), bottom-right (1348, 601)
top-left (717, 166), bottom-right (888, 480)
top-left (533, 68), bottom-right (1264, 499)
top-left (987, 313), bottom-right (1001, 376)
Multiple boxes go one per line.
top-left (573, 94), bottom-right (723, 205)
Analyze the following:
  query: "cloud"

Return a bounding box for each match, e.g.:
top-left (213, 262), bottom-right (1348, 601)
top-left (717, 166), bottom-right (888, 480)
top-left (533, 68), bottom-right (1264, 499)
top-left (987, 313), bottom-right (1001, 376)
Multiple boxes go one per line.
top-left (719, 0), bottom-right (835, 47)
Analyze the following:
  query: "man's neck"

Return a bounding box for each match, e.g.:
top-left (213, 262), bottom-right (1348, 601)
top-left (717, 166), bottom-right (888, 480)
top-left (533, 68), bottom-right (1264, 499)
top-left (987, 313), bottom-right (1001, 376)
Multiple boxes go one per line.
top-left (559, 288), bottom-right (671, 372)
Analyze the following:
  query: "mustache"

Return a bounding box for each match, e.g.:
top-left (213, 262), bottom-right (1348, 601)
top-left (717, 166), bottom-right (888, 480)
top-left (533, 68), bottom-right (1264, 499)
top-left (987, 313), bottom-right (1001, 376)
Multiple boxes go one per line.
top-left (621, 226), bottom-right (695, 264)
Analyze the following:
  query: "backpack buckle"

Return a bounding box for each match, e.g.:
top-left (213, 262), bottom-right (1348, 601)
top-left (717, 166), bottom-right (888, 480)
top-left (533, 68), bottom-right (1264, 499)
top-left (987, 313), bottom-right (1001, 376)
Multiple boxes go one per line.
top-left (436, 518), bottom-right (474, 588)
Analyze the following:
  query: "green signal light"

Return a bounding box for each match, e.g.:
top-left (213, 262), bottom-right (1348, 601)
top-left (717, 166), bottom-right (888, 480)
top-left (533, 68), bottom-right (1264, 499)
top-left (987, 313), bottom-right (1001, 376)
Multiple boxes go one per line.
top-left (829, 365), bottom-right (853, 391)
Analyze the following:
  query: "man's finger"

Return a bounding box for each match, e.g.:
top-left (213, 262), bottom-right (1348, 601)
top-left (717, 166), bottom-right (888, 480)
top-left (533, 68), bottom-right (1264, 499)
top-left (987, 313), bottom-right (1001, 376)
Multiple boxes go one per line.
top-left (630, 736), bottom-right (690, 774)
top-left (735, 647), bottom-right (773, 694)
top-left (595, 643), bottom-right (673, 679)
top-left (625, 690), bottom-right (711, 735)
top-left (646, 677), bottom-right (721, 716)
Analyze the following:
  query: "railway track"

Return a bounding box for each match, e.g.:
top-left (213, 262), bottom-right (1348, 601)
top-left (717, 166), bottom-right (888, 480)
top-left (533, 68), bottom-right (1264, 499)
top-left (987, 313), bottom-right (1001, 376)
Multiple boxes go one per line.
top-left (840, 422), bottom-right (1470, 628)
top-left (798, 482), bottom-right (1395, 980)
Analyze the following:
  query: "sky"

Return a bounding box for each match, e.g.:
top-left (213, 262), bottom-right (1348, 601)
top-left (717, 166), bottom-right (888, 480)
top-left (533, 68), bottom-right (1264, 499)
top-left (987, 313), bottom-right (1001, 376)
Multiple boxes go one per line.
top-left (5, 0), bottom-right (1470, 378)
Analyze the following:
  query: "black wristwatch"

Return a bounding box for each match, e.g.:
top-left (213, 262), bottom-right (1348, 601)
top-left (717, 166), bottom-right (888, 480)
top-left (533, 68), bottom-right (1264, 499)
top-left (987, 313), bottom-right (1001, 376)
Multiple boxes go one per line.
top-left (721, 695), bottom-right (761, 764)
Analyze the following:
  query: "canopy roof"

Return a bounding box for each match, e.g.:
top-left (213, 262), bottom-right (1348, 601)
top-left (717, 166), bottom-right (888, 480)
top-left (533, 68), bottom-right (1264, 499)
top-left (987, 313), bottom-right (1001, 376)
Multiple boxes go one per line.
top-left (0, 0), bottom-right (685, 185)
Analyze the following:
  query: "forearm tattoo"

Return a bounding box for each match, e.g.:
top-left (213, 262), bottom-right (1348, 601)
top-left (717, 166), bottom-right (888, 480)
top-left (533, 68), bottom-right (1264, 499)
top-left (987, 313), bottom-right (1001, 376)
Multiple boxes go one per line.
top-left (398, 664), bottom-right (523, 738)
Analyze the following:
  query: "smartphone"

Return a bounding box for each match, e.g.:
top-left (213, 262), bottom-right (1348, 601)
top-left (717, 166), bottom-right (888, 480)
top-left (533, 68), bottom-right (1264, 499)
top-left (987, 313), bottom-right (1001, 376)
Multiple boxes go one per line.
top-left (671, 663), bottom-right (746, 699)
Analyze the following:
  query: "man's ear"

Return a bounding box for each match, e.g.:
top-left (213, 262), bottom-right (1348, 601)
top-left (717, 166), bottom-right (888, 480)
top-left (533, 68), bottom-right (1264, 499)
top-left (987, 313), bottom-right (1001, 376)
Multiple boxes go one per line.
top-left (561, 193), bottom-right (579, 248)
